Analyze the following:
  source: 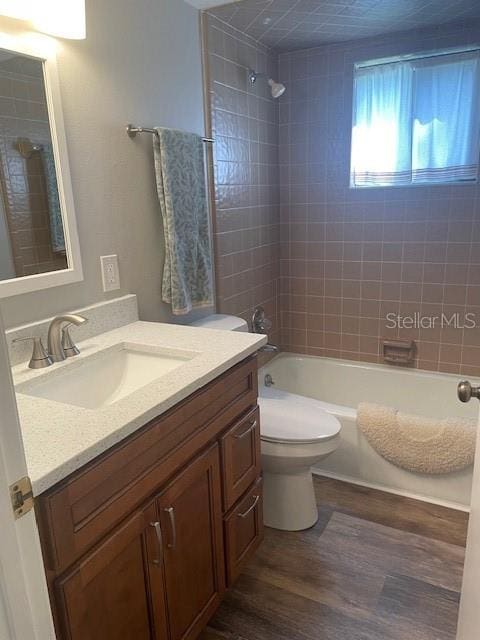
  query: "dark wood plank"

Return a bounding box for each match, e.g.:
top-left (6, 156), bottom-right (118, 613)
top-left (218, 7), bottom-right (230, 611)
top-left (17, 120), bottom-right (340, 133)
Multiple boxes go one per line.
top-left (210, 573), bottom-right (439, 640)
top-left (376, 574), bottom-right (461, 639)
top-left (199, 628), bottom-right (248, 640)
top-left (244, 523), bottom-right (386, 620)
top-left (313, 475), bottom-right (469, 546)
top-left (205, 476), bottom-right (468, 640)
top-left (322, 511), bottom-right (465, 592)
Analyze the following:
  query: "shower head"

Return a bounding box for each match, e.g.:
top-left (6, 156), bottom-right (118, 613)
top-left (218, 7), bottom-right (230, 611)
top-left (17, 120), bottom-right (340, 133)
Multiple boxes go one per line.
top-left (268, 78), bottom-right (286, 99)
top-left (249, 69), bottom-right (286, 99)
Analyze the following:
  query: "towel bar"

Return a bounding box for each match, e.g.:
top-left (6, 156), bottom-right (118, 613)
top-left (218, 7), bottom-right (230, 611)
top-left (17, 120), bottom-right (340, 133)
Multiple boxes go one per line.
top-left (126, 124), bottom-right (214, 143)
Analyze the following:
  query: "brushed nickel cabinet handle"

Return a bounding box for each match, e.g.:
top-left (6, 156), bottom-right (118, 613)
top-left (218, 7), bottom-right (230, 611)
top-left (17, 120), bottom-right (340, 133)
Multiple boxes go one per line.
top-left (234, 419), bottom-right (257, 439)
top-left (238, 494), bottom-right (260, 518)
top-left (149, 521), bottom-right (163, 566)
top-left (164, 507), bottom-right (177, 549)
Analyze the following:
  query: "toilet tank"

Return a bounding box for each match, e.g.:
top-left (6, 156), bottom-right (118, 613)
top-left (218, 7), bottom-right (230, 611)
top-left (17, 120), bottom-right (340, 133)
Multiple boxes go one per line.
top-left (190, 314), bottom-right (248, 332)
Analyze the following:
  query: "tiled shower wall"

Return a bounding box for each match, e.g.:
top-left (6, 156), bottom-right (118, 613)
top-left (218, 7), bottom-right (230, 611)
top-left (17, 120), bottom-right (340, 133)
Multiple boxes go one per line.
top-left (278, 20), bottom-right (480, 376)
top-left (205, 15), bottom-right (281, 345)
top-left (205, 16), bottom-right (480, 375)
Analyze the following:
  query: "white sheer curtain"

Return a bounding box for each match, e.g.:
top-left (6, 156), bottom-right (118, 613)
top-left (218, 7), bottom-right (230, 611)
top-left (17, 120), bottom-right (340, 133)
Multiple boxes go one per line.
top-left (351, 62), bottom-right (413, 186)
top-left (351, 50), bottom-right (480, 187)
top-left (412, 52), bottom-right (480, 183)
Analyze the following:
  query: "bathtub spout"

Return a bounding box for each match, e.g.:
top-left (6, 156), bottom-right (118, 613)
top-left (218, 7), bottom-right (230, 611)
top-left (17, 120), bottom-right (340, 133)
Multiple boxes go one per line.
top-left (259, 343), bottom-right (279, 354)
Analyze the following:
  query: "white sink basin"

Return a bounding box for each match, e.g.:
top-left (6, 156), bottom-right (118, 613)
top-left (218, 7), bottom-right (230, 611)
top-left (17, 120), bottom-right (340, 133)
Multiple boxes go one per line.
top-left (18, 342), bottom-right (197, 409)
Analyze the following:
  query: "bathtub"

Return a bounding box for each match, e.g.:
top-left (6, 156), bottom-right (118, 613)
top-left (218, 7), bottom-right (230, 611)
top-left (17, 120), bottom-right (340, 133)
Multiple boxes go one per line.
top-left (259, 354), bottom-right (478, 509)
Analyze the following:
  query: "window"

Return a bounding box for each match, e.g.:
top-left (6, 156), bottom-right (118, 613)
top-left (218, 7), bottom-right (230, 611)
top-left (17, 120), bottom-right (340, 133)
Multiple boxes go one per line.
top-left (350, 49), bottom-right (480, 187)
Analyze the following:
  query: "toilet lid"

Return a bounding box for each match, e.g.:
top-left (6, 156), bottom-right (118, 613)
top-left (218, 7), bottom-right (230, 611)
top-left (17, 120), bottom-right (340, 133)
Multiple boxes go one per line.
top-left (258, 387), bottom-right (341, 444)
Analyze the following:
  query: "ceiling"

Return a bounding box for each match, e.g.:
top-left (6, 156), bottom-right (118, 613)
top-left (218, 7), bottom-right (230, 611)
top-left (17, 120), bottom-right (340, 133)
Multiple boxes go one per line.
top-left (207, 0), bottom-right (480, 51)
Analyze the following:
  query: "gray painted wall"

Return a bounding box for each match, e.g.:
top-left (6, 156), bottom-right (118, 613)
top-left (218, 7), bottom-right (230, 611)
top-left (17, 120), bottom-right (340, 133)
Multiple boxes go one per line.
top-left (0, 0), bottom-right (210, 328)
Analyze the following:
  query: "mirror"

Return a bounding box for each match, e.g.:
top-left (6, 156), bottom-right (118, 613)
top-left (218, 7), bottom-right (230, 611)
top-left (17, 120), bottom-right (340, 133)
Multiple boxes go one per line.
top-left (0, 39), bottom-right (82, 298)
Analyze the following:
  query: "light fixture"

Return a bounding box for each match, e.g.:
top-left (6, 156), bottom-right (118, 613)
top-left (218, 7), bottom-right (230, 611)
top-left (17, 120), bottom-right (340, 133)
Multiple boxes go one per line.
top-left (249, 69), bottom-right (286, 99)
top-left (0, 0), bottom-right (86, 39)
top-left (0, 0), bottom-right (31, 21)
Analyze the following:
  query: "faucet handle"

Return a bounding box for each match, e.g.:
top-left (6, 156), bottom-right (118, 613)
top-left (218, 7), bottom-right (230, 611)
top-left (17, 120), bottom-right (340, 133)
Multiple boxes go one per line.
top-left (13, 337), bottom-right (53, 369)
top-left (252, 306), bottom-right (273, 334)
top-left (61, 324), bottom-right (81, 358)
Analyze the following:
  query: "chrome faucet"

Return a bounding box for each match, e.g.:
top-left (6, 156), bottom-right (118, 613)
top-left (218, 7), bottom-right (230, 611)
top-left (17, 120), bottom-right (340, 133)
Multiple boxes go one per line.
top-left (47, 314), bottom-right (88, 362)
top-left (252, 306), bottom-right (272, 334)
top-left (253, 306), bottom-right (279, 354)
top-left (259, 343), bottom-right (279, 353)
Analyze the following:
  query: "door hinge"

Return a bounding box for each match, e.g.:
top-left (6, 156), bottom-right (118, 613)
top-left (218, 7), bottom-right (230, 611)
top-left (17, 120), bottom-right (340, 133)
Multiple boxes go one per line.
top-left (10, 476), bottom-right (34, 519)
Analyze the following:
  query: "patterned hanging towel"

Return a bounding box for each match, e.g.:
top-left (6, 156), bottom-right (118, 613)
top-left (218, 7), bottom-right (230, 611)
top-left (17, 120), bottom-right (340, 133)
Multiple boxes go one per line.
top-left (357, 402), bottom-right (477, 474)
top-left (153, 127), bottom-right (213, 315)
top-left (40, 144), bottom-right (65, 253)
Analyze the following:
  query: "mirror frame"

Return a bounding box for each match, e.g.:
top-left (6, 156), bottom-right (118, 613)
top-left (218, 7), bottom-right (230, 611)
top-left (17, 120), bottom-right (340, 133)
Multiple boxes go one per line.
top-left (0, 33), bottom-right (83, 298)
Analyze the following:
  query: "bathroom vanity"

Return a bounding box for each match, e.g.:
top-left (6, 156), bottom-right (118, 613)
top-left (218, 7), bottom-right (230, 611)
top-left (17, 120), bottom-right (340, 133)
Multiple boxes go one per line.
top-left (11, 318), bottom-right (266, 640)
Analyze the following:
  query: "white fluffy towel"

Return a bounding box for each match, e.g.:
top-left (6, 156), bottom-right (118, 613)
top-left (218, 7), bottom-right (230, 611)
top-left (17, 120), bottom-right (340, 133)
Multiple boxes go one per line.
top-left (357, 402), bottom-right (477, 474)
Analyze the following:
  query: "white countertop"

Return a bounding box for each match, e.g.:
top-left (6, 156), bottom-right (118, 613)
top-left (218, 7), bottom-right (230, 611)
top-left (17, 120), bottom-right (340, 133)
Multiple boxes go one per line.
top-left (12, 321), bottom-right (266, 495)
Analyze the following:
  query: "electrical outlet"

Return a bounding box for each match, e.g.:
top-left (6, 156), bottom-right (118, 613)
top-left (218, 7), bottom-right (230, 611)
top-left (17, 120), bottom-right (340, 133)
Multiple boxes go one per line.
top-left (100, 255), bottom-right (120, 292)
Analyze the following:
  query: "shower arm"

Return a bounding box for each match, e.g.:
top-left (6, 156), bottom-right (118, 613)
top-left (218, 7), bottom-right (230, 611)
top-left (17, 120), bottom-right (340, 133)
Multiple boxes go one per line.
top-left (249, 69), bottom-right (267, 83)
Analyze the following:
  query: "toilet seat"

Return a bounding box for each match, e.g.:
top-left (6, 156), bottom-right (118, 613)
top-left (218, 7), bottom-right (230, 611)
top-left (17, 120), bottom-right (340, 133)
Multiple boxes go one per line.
top-left (259, 387), bottom-right (341, 444)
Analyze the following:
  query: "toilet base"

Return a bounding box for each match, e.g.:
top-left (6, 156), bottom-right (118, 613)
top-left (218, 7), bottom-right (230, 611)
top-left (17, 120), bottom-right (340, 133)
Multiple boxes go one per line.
top-left (263, 469), bottom-right (318, 531)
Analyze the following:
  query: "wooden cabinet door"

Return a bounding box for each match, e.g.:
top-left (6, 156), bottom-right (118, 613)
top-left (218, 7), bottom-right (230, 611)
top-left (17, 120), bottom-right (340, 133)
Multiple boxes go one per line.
top-left (157, 444), bottom-right (225, 640)
top-left (55, 501), bottom-right (168, 640)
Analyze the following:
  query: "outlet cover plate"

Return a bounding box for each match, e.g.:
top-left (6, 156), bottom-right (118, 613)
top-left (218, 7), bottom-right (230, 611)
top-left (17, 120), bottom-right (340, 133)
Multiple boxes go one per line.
top-left (100, 255), bottom-right (120, 292)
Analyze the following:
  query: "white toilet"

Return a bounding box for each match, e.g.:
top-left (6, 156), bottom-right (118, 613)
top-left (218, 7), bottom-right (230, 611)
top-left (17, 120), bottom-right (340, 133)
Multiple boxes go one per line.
top-left (259, 386), bottom-right (341, 530)
top-left (190, 314), bottom-right (342, 531)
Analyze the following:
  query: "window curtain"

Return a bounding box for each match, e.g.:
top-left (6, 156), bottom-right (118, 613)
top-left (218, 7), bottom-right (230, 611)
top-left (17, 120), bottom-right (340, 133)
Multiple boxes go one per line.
top-left (351, 62), bottom-right (413, 186)
top-left (412, 53), bottom-right (480, 183)
top-left (351, 50), bottom-right (480, 187)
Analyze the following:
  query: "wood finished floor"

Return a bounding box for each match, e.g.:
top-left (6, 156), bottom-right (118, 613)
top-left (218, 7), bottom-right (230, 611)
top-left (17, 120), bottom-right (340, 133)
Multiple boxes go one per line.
top-left (201, 476), bottom-right (469, 640)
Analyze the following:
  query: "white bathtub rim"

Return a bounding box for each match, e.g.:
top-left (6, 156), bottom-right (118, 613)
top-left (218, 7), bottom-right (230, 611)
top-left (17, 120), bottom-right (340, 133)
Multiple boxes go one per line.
top-left (262, 351), bottom-right (479, 385)
top-left (312, 469), bottom-right (471, 513)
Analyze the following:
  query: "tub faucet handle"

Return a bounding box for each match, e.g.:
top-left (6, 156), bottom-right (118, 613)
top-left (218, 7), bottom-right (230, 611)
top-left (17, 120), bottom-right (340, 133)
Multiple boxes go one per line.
top-left (264, 374), bottom-right (275, 387)
top-left (458, 380), bottom-right (480, 403)
top-left (252, 306), bottom-right (272, 334)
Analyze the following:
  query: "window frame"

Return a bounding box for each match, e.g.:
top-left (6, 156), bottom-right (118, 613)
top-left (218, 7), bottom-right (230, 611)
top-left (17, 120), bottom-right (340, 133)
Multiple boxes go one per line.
top-left (349, 44), bottom-right (480, 189)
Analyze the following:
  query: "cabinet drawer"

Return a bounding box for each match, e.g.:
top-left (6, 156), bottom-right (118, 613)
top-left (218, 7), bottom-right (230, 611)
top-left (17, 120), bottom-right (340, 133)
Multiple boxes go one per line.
top-left (224, 478), bottom-right (263, 586)
top-left (36, 356), bottom-right (258, 572)
top-left (221, 407), bottom-right (260, 511)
